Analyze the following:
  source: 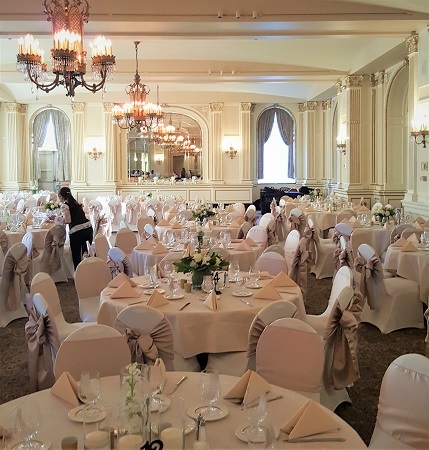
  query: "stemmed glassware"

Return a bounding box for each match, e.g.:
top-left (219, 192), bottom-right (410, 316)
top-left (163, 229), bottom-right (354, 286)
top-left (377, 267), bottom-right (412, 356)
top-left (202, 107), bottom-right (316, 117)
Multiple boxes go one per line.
top-left (167, 275), bottom-right (180, 299)
top-left (223, 232), bottom-right (232, 249)
top-left (197, 369), bottom-right (221, 418)
top-left (229, 260), bottom-right (240, 283)
top-left (78, 371), bottom-right (102, 420)
top-left (247, 266), bottom-right (261, 288)
top-left (14, 400), bottom-right (43, 450)
top-left (235, 273), bottom-right (250, 296)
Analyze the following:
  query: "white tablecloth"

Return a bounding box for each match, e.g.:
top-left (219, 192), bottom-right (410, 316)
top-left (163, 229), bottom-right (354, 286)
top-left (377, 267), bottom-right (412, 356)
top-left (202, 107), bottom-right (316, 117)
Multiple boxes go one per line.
top-left (0, 373), bottom-right (366, 450)
top-left (305, 211), bottom-right (338, 231)
top-left (5, 226), bottom-right (50, 250)
top-left (384, 246), bottom-right (429, 304)
top-left (99, 275), bottom-right (305, 358)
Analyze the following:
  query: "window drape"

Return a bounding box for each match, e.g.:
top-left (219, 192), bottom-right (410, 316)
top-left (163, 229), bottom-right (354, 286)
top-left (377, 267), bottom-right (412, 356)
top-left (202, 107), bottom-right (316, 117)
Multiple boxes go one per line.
top-left (51, 110), bottom-right (71, 181)
top-left (257, 109), bottom-right (276, 179)
top-left (32, 110), bottom-right (51, 181)
top-left (276, 108), bottom-right (295, 179)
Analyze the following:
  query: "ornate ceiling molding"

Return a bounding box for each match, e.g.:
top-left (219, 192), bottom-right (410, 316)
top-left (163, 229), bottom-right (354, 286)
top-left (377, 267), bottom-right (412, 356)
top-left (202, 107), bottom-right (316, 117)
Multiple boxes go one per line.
top-left (210, 102), bottom-right (223, 112)
top-left (406, 34), bottom-right (418, 54)
top-left (71, 103), bottom-right (85, 113)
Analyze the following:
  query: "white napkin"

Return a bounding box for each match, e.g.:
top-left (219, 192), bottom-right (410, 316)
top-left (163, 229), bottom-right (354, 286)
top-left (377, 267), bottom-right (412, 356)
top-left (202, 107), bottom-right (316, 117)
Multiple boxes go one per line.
top-left (108, 272), bottom-right (137, 288)
top-left (391, 237), bottom-right (407, 247)
top-left (356, 205), bottom-right (369, 212)
top-left (147, 290), bottom-right (169, 307)
top-left (270, 271), bottom-right (297, 288)
top-left (245, 237), bottom-right (258, 247)
top-left (401, 241), bottom-right (418, 252)
top-left (135, 240), bottom-right (155, 250)
top-left (203, 290), bottom-right (218, 311)
top-left (51, 371), bottom-right (80, 406)
top-left (281, 400), bottom-right (340, 439)
top-left (157, 219), bottom-right (171, 227)
top-left (407, 233), bottom-right (420, 244)
top-left (253, 284), bottom-right (283, 300)
top-left (349, 216), bottom-right (357, 223)
top-left (235, 241), bottom-right (252, 251)
top-left (224, 370), bottom-right (271, 406)
top-left (152, 243), bottom-right (169, 254)
top-left (110, 281), bottom-right (140, 299)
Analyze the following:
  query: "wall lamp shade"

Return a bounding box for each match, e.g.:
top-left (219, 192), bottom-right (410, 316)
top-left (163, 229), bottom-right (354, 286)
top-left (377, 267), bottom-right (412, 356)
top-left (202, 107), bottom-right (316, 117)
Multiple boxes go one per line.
top-left (222, 135), bottom-right (240, 159)
top-left (411, 114), bottom-right (428, 148)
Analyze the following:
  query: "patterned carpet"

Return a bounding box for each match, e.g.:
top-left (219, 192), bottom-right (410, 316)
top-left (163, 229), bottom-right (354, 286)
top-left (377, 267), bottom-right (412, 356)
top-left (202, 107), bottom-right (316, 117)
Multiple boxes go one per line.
top-left (0, 274), bottom-right (426, 445)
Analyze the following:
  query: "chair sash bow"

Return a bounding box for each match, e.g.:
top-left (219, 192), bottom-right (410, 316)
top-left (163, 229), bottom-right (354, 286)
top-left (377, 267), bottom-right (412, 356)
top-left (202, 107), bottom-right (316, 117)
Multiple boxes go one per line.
top-left (0, 231), bottom-right (8, 254)
top-left (354, 254), bottom-right (384, 309)
top-left (288, 241), bottom-right (309, 298)
top-left (126, 203), bottom-right (140, 225)
top-left (288, 213), bottom-right (306, 236)
top-left (304, 225), bottom-right (318, 263)
top-left (1, 251), bottom-right (28, 311)
top-left (107, 256), bottom-right (133, 278)
top-left (41, 229), bottom-right (65, 274)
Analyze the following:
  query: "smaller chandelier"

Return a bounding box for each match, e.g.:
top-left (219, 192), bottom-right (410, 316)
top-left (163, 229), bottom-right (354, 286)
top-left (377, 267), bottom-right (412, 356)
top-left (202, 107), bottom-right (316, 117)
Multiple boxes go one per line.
top-left (16, 0), bottom-right (115, 99)
top-left (411, 114), bottom-right (428, 149)
top-left (112, 42), bottom-right (163, 132)
top-left (87, 147), bottom-right (102, 160)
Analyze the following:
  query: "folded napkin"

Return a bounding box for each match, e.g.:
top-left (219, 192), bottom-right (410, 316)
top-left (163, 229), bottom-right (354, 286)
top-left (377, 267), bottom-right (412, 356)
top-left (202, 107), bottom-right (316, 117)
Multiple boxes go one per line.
top-left (270, 271), bottom-right (297, 288)
top-left (407, 233), bottom-right (420, 244)
top-left (424, 220), bottom-right (429, 228)
top-left (235, 241), bottom-right (252, 251)
top-left (253, 284), bottom-right (283, 300)
top-left (169, 206), bottom-right (178, 214)
top-left (147, 290), bottom-right (169, 307)
top-left (203, 290), bottom-right (218, 311)
top-left (237, 217), bottom-right (245, 225)
top-left (281, 400), bottom-right (340, 439)
top-left (110, 281), bottom-right (140, 299)
top-left (391, 236), bottom-right (407, 247)
top-left (292, 199), bottom-right (300, 204)
top-left (157, 219), bottom-right (171, 227)
top-left (183, 244), bottom-right (192, 257)
top-left (220, 242), bottom-right (228, 250)
top-left (135, 240), bottom-right (155, 250)
top-left (224, 370), bottom-right (271, 406)
top-left (349, 216), bottom-right (357, 223)
top-left (152, 243), bottom-right (168, 254)
top-left (340, 218), bottom-right (350, 224)
top-left (108, 272), bottom-right (137, 288)
top-left (230, 220), bottom-right (240, 228)
top-left (245, 237), bottom-right (258, 247)
top-left (305, 207), bottom-right (315, 212)
top-left (286, 198), bottom-right (293, 203)
top-left (51, 371), bottom-right (80, 406)
top-left (357, 205), bottom-right (369, 212)
top-left (147, 236), bottom-right (158, 245)
top-left (171, 221), bottom-right (182, 229)
top-left (414, 216), bottom-right (426, 225)
top-left (383, 222), bottom-right (391, 231)
top-left (259, 271), bottom-right (274, 279)
top-left (153, 357), bottom-right (167, 392)
top-left (413, 222), bottom-right (424, 231)
top-left (351, 220), bottom-right (362, 229)
top-left (401, 241), bottom-right (418, 252)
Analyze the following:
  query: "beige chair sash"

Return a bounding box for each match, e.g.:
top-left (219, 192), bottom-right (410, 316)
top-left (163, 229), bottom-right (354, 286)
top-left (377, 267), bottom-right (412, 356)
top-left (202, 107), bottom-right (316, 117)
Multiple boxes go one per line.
top-left (273, 210), bottom-right (285, 243)
top-left (40, 227), bottom-right (66, 274)
top-left (288, 213), bottom-right (306, 237)
top-left (304, 225), bottom-right (318, 264)
top-left (354, 254), bottom-right (386, 310)
top-left (109, 201), bottom-right (122, 225)
top-left (244, 211), bottom-right (258, 226)
top-left (425, 307), bottom-right (429, 358)
top-left (106, 256), bottom-right (133, 278)
top-left (247, 317), bottom-right (266, 360)
top-left (0, 230), bottom-right (7, 254)
top-left (267, 221), bottom-right (277, 246)
top-left (116, 319), bottom-right (174, 367)
top-left (25, 306), bottom-right (60, 391)
top-left (126, 203), bottom-right (140, 225)
top-left (324, 294), bottom-right (363, 390)
top-left (288, 239), bottom-right (309, 299)
top-left (0, 248), bottom-right (29, 311)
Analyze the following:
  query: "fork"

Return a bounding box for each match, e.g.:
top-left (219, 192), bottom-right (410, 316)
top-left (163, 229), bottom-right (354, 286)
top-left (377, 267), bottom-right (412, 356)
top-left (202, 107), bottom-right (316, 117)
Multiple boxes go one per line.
top-left (165, 375), bottom-right (187, 395)
top-left (241, 298), bottom-right (253, 307)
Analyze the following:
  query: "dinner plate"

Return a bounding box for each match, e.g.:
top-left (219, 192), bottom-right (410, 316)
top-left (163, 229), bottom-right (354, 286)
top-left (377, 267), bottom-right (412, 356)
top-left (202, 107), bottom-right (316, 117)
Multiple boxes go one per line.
top-left (246, 284), bottom-right (262, 289)
top-left (68, 405), bottom-right (107, 423)
top-left (151, 395), bottom-right (171, 412)
top-left (143, 288), bottom-right (166, 295)
top-left (232, 291), bottom-right (253, 297)
top-left (152, 416), bottom-right (195, 436)
top-left (11, 439), bottom-right (51, 450)
top-left (166, 294), bottom-right (185, 300)
top-left (187, 404), bottom-right (229, 422)
top-left (234, 423), bottom-right (280, 443)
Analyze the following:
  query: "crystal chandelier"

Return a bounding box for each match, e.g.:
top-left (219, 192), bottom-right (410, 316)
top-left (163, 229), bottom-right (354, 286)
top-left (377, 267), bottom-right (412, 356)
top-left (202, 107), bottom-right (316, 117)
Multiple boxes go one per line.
top-left (16, 0), bottom-right (115, 100)
top-left (112, 41), bottom-right (163, 132)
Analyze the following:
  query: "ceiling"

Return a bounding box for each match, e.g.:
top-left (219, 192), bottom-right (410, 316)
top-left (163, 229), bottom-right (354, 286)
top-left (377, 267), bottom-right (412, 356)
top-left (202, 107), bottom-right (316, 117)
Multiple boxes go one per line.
top-left (0, 0), bottom-right (428, 105)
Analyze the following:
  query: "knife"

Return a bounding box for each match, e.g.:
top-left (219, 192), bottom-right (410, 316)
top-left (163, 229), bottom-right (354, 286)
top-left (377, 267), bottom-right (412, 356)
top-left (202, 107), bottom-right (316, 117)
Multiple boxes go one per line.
top-left (166, 375), bottom-right (187, 395)
top-left (284, 438), bottom-right (346, 443)
top-left (179, 302), bottom-right (191, 311)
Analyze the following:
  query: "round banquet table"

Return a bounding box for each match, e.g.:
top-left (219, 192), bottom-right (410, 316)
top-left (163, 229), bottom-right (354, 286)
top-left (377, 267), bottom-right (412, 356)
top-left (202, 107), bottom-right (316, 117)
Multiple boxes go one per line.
top-left (305, 210), bottom-right (338, 232)
top-left (5, 226), bottom-right (50, 251)
top-left (0, 373), bottom-right (366, 450)
top-left (155, 223), bottom-right (241, 243)
top-left (349, 226), bottom-right (390, 258)
top-left (384, 246), bottom-right (429, 304)
top-left (99, 275), bottom-right (305, 359)
top-left (130, 241), bottom-right (264, 276)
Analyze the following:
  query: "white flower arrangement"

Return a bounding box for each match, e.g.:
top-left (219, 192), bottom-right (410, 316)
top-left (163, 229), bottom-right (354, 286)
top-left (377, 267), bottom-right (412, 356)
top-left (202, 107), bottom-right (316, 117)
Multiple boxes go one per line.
top-left (44, 200), bottom-right (60, 211)
top-left (374, 204), bottom-right (395, 222)
top-left (192, 204), bottom-right (215, 222)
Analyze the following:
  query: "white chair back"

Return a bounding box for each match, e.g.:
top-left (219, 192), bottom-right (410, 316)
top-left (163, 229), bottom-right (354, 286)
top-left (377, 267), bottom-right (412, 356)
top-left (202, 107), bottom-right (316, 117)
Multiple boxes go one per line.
top-left (284, 229), bottom-right (300, 270)
top-left (94, 233), bottom-right (111, 261)
top-left (371, 202), bottom-right (383, 214)
top-left (107, 247), bottom-right (133, 278)
top-left (259, 213), bottom-right (274, 229)
top-left (115, 227), bottom-right (137, 255)
top-left (255, 252), bottom-right (288, 276)
top-left (246, 225), bottom-right (268, 248)
top-left (335, 222), bottom-right (354, 237)
top-left (262, 244), bottom-right (284, 256)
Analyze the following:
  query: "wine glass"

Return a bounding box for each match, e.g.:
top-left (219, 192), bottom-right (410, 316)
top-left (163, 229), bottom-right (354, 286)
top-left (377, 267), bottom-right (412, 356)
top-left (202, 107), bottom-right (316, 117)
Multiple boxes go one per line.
top-left (167, 276), bottom-right (180, 299)
top-left (162, 261), bottom-right (173, 279)
top-left (247, 266), bottom-right (260, 288)
top-left (223, 232), bottom-right (232, 249)
top-left (247, 415), bottom-right (276, 449)
top-left (229, 260), bottom-right (240, 283)
top-left (79, 371), bottom-right (102, 419)
top-left (235, 273), bottom-right (250, 296)
top-left (14, 400), bottom-right (43, 450)
top-left (198, 369), bottom-right (221, 418)
top-left (149, 365), bottom-right (164, 411)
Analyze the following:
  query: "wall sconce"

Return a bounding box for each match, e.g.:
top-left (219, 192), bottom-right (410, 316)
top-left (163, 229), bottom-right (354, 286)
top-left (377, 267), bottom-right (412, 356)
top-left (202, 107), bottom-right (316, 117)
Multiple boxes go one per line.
top-left (336, 138), bottom-right (347, 155)
top-left (411, 114), bottom-right (428, 148)
top-left (222, 135), bottom-right (240, 159)
top-left (155, 154), bottom-right (164, 165)
top-left (88, 147), bottom-right (102, 160)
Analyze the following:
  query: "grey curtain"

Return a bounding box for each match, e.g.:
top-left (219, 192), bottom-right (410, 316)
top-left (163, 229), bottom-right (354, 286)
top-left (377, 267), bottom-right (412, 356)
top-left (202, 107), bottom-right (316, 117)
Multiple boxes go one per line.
top-left (51, 110), bottom-right (71, 181)
top-left (32, 110), bottom-right (51, 181)
top-left (257, 109), bottom-right (276, 179)
top-left (276, 108), bottom-right (295, 179)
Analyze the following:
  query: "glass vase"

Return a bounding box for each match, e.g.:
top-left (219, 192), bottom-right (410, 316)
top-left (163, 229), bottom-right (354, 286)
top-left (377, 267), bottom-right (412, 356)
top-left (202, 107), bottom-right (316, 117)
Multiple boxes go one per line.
top-left (192, 271), bottom-right (205, 289)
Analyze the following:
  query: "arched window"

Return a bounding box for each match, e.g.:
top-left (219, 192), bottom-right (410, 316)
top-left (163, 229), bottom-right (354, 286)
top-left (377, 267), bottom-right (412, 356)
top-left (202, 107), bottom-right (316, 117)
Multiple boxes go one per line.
top-left (257, 107), bottom-right (295, 183)
top-left (32, 108), bottom-right (71, 183)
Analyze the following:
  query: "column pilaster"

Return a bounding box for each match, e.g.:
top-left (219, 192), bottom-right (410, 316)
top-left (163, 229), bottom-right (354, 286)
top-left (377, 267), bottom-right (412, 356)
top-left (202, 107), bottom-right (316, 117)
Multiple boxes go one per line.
top-left (71, 102), bottom-right (86, 185)
top-left (240, 102), bottom-right (254, 182)
top-left (210, 102), bottom-right (223, 182)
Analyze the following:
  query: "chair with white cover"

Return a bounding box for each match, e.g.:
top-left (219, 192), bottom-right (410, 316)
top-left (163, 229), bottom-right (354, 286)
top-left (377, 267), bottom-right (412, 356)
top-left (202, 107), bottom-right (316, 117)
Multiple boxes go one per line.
top-left (22, 231), bottom-right (40, 283)
top-left (246, 225), bottom-right (268, 248)
top-left (37, 225), bottom-right (69, 283)
top-left (143, 223), bottom-right (158, 240)
top-left (244, 207), bottom-right (257, 226)
top-left (0, 243), bottom-right (29, 327)
top-left (237, 221), bottom-right (252, 240)
top-left (114, 305), bottom-right (175, 370)
top-left (305, 266), bottom-right (354, 336)
top-left (283, 229), bottom-right (300, 271)
top-left (137, 217), bottom-right (155, 242)
top-left (425, 307), bottom-right (429, 358)
top-left (0, 247), bottom-right (4, 274)
top-left (355, 243), bottom-right (424, 334)
top-left (178, 210), bottom-right (193, 222)
top-left (368, 353), bottom-right (429, 450)
top-left (30, 272), bottom-right (93, 342)
top-left (94, 233), bottom-right (111, 261)
top-left (227, 210), bottom-right (243, 222)
top-left (320, 286), bottom-right (363, 411)
top-left (262, 244), bottom-right (284, 257)
top-left (54, 324), bottom-right (131, 380)
top-left (335, 209), bottom-right (357, 224)
top-left (288, 236), bottom-right (310, 300)
top-left (401, 227), bottom-right (422, 241)
top-left (25, 293), bottom-right (61, 391)
top-left (107, 247), bottom-right (133, 278)
top-left (108, 197), bottom-right (123, 232)
top-left (115, 227), bottom-right (138, 256)
top-left (255, 252), bottom-right (288, 276)
top-left (256, 318), bottom-right (325, 402)
top-left (258, 213), bottom-right (274, 229)
top-left (75, 256), bottom-right (112, 322)
top-left (371, 202), bottom-right (383, 215)
top-left (390, 224), bottom-right (414, 244)
top-left (306, 217), bottom-right (336, 279)
top-left (232, 202), bottom-right (245, 216)
top-left (206, 300), bottom-right (298, 376)
top-left (125, 198), bottom-right (140, 230)
top-left (288, 208), bottom-right (307, 237)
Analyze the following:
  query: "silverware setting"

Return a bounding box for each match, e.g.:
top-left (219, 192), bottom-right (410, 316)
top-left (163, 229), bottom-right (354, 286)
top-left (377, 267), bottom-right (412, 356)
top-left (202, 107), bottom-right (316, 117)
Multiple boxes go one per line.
top-left (240, 394), bottom-right (283, 409)
top-left (240, 298), bottom-right (253, 307)
top-left (128, 300), bottom-right (144, 305)
top-left (166, 375), bottom-right (187, 395)
top-left (179, 302), bottom-right (191, 311)
top-left (283, 437), bottom-right (346, 443)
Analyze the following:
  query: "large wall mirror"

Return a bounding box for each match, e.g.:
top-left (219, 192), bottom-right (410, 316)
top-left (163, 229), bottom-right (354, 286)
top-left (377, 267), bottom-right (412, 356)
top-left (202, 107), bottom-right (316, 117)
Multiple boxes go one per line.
top-left (127, 112), bottom-right (203, 181)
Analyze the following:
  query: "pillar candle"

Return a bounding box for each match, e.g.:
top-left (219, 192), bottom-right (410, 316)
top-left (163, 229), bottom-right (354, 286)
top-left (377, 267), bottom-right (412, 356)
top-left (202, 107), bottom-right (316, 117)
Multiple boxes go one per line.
top-left (160, 427), bottom-right (184, 449)
top-left (117, 434), bottom-right (144, 450)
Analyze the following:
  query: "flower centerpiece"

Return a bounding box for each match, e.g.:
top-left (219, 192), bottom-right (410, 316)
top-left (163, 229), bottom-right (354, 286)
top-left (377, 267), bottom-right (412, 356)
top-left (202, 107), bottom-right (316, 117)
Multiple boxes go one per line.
top-left (44, 200), bottom-right (60, 211)
top-left (29, 180), bottom-right (38, 195)
top-left (373, 204), bottom-right (395, 223)
top-left (173, 249), bottom-right (229, 288)
top-left (192, 204), bottom-right (215, 222)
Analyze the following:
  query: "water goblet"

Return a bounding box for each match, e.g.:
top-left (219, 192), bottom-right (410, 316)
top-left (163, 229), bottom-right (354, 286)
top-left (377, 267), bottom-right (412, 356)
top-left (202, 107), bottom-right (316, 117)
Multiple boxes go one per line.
top-left (198, 370), bottom-right (221, 418)
top-left (167, 276), bottom-right (180, 299)
top-left (247, 415), bottom-right (276, 449)
top-left (229, 260), bottom-right (240, 283)
top-left (247, 266), bottom-right (260, 288)
top-left (79, 371), bottom-right (102, 420)
top-left (14, 400), bottom-right (43, 450)
top-left (163, 261), bottom-right (173, 279)
top-left (223, 232), bottom-right (232, 249)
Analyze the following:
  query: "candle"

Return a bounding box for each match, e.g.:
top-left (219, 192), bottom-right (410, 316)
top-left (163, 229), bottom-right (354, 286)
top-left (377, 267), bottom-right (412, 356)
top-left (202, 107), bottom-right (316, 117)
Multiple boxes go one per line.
top-left (83, 430), bottom-right (110, 449)
top-left (160, 427), bottom-right (184, 450)
top-left (117, 434), bottom-right (144, 450)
